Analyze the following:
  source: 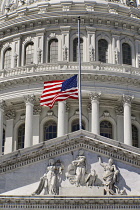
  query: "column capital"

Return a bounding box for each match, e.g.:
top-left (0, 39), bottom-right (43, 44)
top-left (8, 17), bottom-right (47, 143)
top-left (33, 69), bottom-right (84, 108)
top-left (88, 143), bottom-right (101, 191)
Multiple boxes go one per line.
top-left (0, 100), bottom-right (6, 111)
top-left (5, 109), bottom-right (16, 120)
top-left (24, 95), bottom-right (36, 105)
top-left (89, 92), bottom-right (101, 102)
top-left (123, 95), bottom-right (134, 106)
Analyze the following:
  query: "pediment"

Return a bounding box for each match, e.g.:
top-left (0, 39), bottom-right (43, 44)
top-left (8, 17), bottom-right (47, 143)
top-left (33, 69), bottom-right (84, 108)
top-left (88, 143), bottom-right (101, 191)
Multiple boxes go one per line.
top-left (0, 130), bottom-right (140, 197)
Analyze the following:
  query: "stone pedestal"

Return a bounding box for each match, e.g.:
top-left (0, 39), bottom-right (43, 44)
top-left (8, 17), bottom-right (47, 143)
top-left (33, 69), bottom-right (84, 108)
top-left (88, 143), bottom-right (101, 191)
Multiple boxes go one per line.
top-left (59, 186), bottom-right (104, 196)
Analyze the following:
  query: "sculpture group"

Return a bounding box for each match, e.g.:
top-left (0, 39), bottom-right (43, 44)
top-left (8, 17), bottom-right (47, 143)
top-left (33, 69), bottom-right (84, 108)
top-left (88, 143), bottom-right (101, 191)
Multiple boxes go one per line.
top-left (33, 150), bottom-right (125, 196)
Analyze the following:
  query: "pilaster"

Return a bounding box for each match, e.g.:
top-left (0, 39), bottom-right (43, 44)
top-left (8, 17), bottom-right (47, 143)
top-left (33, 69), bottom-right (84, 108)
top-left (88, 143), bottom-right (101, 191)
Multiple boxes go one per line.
top-left (60, 26), bottom-right (71, 62)
top-left (115, 106), bottom-right (124, 143)
top-left (36, 32), bottom-right (44, 64)
top-left (86, 27), bottom-right (96, 62)
top-left (112, 35), bottom-right (120, 64)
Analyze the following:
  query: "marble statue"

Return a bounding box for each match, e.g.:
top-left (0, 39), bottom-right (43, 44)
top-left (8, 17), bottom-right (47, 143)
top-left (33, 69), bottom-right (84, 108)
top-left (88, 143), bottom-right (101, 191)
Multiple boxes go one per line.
top-left (85, 169), bottom-right (97, 187)
top-left (98, 156), bottom-right (119, 195)
top-left (67, 150), bottom-right (97, 187)
top-left (32, 159), bottom-right (63, 195)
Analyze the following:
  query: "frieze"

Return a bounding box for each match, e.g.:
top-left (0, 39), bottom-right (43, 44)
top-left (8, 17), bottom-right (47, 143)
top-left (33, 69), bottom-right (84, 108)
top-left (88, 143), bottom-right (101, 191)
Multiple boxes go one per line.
top-left (0, 131), bottom-right (140, 175)
top-left (0, 196), bottom-right (140, 209)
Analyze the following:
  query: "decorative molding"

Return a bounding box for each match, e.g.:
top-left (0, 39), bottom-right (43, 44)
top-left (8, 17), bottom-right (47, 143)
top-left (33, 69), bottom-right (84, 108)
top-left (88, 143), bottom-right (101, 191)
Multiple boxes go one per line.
top-left (0, 130), bottom-right (140, 174)
top-left (33, 105), bottom-right (41, 115)
top-left (5, 109), bottom-right (16, 120)
top-left (102, 110), bottom-right (110, 118)
top-left (0, 100), bottom-right (6, 111)
top-left (115, 106), bottom-right (123, 115)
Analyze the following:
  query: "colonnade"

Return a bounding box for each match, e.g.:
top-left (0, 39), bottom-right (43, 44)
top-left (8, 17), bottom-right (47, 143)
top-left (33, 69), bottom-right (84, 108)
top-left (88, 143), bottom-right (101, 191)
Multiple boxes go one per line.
top-left (0, 93), bottom-right (135, 155)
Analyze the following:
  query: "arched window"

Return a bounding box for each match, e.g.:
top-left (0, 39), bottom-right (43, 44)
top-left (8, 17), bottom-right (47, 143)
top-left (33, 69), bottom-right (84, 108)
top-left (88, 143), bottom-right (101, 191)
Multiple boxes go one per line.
top-left (98, 39), bottom-right (108, 63)
top-left (17, 124), bottom-right (25, 149)
top-left (72, 119), bottom-right (85, 132)
top-left (48, 39), bottom-right (58, 63)
top-left (132, 124), bottom-right (138, 147)
top-left (122, 43), bottom-right (132, 65)
top-left (44, 120), bottom-right (57, 141)
top-left (100, 120), bottom-right (112, 139)
top-left (2, 129), bottom-right (5, 154)
top-left (4, 48), bottom-right (12, 69)
top-left (25, 42), bottom-right (34, 65)
top-left (73, 38), bottom-right (83, 62)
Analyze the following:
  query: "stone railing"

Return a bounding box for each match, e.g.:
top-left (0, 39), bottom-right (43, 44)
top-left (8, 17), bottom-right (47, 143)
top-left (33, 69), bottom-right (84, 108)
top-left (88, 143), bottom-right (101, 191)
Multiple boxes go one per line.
top-left (0, 62), bottom-right (140, 80)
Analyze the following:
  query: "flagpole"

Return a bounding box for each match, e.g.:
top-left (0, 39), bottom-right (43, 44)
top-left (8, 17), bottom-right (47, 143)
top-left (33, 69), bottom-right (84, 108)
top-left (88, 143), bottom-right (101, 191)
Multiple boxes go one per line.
top-left (78, 16), bottom-right (82, 130)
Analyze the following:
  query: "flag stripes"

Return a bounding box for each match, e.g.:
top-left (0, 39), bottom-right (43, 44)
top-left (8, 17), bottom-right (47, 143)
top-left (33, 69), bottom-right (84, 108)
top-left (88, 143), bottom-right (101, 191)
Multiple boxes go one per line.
top-left (40, 75), bottom-right (78, 108)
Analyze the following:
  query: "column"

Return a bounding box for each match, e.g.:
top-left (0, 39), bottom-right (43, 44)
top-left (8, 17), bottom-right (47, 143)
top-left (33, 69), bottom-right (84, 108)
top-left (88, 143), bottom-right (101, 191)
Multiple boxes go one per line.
top-left (123, 95), bottom-right (134, 146)
top-left (115, 106), bottom-right (124, 143)
top-left (57, 101), bottom-right (66, 137)
top-left (32, 105), bottom-right (41, 145)
top-left (5, 110), bottom-right (15, 154)
top-left (24, 95), bottom-right (35, 148)
top-left (0, 100), bottom-right (5, 155)
top-left (89, 92), bottom-right (101, 135)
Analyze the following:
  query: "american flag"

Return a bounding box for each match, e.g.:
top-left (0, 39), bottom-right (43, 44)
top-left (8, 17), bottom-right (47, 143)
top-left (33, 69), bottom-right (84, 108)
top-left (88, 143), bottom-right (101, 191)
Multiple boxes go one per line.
top-left (40, 75), bottom-right (78, 108)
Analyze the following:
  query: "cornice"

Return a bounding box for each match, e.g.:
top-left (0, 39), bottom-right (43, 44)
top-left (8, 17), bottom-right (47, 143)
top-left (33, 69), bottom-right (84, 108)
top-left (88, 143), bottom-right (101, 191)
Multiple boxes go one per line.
top-left (0, 11), bottom-right (140, 40)
top-left (0, 195), bottom-right (140, 208)
top-left (0, 130), bottom-right (140, 175)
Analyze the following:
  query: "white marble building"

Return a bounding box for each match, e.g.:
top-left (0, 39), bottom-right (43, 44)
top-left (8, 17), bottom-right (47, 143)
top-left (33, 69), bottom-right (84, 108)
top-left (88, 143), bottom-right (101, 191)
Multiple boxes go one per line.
top-left (0, 0), bottom-right (140, 209)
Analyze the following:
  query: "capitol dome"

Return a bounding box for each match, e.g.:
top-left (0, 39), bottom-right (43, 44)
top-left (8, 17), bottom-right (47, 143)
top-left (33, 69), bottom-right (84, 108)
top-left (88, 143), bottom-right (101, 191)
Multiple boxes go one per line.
top-left (0, 0), bottom-right (140, 208)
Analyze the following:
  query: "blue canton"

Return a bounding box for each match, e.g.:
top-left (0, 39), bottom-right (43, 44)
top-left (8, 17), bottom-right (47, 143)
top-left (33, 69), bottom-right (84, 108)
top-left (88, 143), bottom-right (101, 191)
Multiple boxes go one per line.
top-left (61, 75), bottom-right (78, 91)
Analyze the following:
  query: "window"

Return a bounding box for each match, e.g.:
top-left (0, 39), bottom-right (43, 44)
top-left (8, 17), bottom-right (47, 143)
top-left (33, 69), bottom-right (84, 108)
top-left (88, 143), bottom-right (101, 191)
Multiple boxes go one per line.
top-left (17, 124), bottom-right (25, 149)
top-left (73, 38), bottom-right (83, 62)
top-left (4, 48), bottom-right (12, 69)
top-left (72, 119), bottom-right (85, 132)
top-left (98, 39), bottom-right (108, 63)
top-left (122, 43), bottom-right (132, 65)
top-left (44, 120), bottom-right (57, 141)
top-left (2, 129), bottom-right (5, 154)
top-left (48, 39), bottom-right (58, 63)
top-left (100, 120), bottom-right (112, 139)
top-left (132, 125), bottom-right (138, 147)
top-left (25, 42), bottom-right (34, 65)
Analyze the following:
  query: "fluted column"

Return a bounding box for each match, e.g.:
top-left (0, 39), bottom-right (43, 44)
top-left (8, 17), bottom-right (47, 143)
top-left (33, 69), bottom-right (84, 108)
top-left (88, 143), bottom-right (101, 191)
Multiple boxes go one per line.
top-left (89, 92), bottom-right (101, 135)
top-left (123, 95), bottom-right (134, 146)
top-left (5, 110), bottom-right (15, 154)
top-left (0, 100), bottom-right (6, 155)
top-left (57, 101), bottom-right (66, 137)
top-left (33, 105), bottom-right (41, 145)
top-left (24, 95), bottom-right (35, 148)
